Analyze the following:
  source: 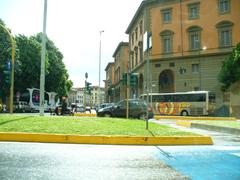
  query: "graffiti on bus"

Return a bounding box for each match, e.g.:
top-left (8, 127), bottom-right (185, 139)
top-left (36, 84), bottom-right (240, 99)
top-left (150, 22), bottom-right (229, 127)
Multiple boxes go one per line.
top-left (155, 102), bottom-right (192, 115)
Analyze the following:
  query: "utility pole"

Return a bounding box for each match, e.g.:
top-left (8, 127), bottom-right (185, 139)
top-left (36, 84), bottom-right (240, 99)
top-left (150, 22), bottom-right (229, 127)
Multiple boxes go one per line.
top-left (39, 0), bottom-right (48, 116)
top-left (144, 6), bottom-right (151, 130)
top-left (98, 30), bottom-right (104, 106)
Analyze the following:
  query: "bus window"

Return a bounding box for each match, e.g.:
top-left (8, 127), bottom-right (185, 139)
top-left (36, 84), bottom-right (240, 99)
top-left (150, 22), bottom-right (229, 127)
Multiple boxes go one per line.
top-left (174, 94), bottom-right (182, 102)
top-left (152, 95), bottom-right (158, 102)
top-left (32, 89), bottom-right (40, 106)
top-left (163, 95), bottom-right (173, 102)
top-left (192, 93), bottom-right (206, 102)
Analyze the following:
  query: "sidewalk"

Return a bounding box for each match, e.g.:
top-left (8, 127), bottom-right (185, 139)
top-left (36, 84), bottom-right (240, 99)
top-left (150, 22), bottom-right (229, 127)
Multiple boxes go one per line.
top-left (151, 119), bottom-right (240, 146)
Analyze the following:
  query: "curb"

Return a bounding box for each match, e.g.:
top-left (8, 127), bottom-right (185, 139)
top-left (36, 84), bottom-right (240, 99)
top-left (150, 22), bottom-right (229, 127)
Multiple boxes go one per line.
top-left (155, 116), bottom-right (236, 121)
top-left (176, 121), bottom-right (240, 135)
top-left (176, 121), bottom-right (192, 127)
top-left (0, 132), bottom-right (213, 145)
top-left (191, 123), bottom-right (240, 135)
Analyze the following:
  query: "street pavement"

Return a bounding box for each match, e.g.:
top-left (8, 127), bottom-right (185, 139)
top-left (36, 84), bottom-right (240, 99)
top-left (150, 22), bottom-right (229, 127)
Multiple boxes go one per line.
top-left (150, 119), bottom-right (240, 146)
top-left (150, 119), bottom-right (240, 180)
top-left (0, 142), bottom-right (189, 180)
top-left (0, 116), bottom-right (239, 179)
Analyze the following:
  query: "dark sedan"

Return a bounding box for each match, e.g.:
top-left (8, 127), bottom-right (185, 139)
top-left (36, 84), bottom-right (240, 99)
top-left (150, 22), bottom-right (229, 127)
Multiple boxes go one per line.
top-left (97, 99), bottom-right (154, 119)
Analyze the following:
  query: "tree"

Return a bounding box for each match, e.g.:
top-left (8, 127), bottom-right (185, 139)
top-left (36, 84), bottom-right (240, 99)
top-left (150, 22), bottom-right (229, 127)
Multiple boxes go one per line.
top-left (14, 34), bottom-right (42, 93)
top-left (218, 43), bottom-right (240, 91)
top-left (0, 19), bottom-right (14, 103)
top-left (1, 19), bottom-right (73, 102)
top-left (34, 33), bottom-right (72, 98)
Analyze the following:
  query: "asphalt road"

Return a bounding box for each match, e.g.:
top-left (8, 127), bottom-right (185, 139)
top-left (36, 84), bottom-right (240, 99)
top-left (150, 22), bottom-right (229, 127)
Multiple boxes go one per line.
top-left (0, 142), bottom-right (239, 180)
top-left (0, 142), bottom-right (188, 180)
top-left (0, 117), bottom-right (239, 179)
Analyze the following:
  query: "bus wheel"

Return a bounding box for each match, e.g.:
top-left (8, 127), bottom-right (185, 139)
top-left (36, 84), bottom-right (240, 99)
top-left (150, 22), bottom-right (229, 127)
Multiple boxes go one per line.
top-left (181, 110), bottom-right (189, 116)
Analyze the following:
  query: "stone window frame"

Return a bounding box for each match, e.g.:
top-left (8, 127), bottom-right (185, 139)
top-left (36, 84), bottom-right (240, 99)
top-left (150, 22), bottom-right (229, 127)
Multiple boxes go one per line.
top-left (161, 8), bottom-right (172, 24)
top-left (135, 27), bottom-right (138, 41)
top-left (130, 51), bottom-right (134, 70)
top-left (192, 63), bottom-right (199, 74)
top-left (218, 0), bottom-right (231, 15)
top-left (138, 41), bottom-right (143, 63)
top-left (131, 33), bottom-right (134, 46)
top-left (188, 2), bottom-right (200, 20)
top-left (187, 26), bottom-right (202, 51)
top-left (134, 46), bottom-right (138, 66)
top-left (160, 30), bottom-right (174, 54)
top-left (216, 20), bottom-right (233, 48)
top-left (139, 21), bottom-right (143, 35)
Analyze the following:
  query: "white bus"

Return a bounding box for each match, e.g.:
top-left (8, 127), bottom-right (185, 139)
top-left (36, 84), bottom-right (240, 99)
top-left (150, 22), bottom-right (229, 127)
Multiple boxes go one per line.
top-left (139, 91), bottom-right (216, 116)
top-left (16, 88), bottom-right (57, 112)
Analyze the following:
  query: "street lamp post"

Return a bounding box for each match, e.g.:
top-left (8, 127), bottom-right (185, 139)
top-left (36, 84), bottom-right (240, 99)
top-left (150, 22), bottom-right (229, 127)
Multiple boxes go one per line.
top-left (39, 0), bottom-right (48, 116)
top-left (198, 45), bottom-right (207, 90)
top-left (98, 30), bottom-right (104, 106)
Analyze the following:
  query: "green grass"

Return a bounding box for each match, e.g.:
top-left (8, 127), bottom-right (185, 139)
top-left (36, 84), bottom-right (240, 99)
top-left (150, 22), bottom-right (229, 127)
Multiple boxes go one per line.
top-left (194, 120), bottom-right (240, 129)
top-left (0, 115), bottom-right (199, 136)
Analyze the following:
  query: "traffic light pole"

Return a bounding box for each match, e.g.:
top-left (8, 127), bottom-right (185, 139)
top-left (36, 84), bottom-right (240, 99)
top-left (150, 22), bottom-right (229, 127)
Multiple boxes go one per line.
top-left (126, 73), bottom-right (129, 119)
top-left (146, 50), bottom-right (150, 130)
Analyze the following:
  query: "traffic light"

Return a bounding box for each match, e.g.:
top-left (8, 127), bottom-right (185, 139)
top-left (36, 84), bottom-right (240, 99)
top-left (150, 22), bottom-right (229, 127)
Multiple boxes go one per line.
top-left (122, 73), bottom-right (127, 86)
top-left (108, 89), bottom-right (112, 96)
top-left (88, 86), bottom-right (93, 95)
top-left (85, 81), bottom-right (92, 95)
top-left (107, 79), bottom-right (111, 88)
top-left (130, 73), bottom-right (138, 88)
top-left (3, 61), bottom-right (11, 86)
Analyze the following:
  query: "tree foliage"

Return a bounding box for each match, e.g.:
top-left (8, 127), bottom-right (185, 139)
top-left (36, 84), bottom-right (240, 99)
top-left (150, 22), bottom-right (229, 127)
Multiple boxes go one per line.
top-left (0, 19), bottom-right (14, 102)
top-left (218, 43), bottom-right (240, 91)
top-left (14, 34), bottom-right (42, 92)
top-left (0, 18), bottom-right (72, 102)
top-left (34, 33), bottom-right (73, 97)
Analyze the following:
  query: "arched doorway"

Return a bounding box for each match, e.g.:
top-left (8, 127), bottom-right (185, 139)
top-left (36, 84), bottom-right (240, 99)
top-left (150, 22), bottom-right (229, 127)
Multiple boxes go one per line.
top-left (159, 69), bottom-right (174, 93)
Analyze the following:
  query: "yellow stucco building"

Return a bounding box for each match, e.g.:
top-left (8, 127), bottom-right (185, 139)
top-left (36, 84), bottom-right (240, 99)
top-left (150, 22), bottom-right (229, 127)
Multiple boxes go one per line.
top-left (125, 0), bottom-right (240, 116)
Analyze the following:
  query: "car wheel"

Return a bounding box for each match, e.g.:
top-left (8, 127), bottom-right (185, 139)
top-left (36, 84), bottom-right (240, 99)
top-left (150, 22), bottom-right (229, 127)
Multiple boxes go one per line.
top-left (103, 112), bottom-right (111, 117)
top-left (181, 110), bottom-right (189, 116)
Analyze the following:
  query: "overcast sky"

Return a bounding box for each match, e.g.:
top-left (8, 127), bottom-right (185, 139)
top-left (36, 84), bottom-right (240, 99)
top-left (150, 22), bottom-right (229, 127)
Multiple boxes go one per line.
top-left (0, 0), bottom-right (142, 87)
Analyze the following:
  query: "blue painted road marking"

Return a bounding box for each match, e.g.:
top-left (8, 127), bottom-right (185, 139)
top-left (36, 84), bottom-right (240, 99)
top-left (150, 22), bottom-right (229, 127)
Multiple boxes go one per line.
top-left (155, 145), bottom-right (240, 180)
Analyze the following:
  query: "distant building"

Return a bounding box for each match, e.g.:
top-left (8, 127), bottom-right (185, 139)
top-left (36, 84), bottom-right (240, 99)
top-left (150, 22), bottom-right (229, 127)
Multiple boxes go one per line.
top-left (105, 42), bottom-right (129, 103)
top-left (105, 62), bottom-right (115, 103)
top-left (68, 86), bottom-right (105, 107)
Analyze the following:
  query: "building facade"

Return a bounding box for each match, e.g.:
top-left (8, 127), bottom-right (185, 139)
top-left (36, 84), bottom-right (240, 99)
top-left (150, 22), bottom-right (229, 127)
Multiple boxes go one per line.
top-left (68, 86), bottom-right (105, 107)
top-left (112, 42), bottom-right (129, 102)
top-left (105, 62), bottom-right (115, 103)
top-left (125, 0), bottom-right (240, 114)
top-left (105, 42), bottom-right (129, 103)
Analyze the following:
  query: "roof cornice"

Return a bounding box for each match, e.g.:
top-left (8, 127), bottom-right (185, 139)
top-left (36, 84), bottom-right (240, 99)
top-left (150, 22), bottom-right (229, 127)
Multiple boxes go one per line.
top-left (125, 0), bottom-right (156, 34)
top-left (112, 42), bottom-right (129, 57)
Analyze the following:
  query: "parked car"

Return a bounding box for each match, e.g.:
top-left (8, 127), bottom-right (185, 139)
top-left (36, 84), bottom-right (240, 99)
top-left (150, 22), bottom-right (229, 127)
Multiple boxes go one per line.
top-left (97, 99), bottom-right (154, 119)
top-left (96, 103), bottom-right (115, 112)
top-left (13, 101), bottom-right (32, 113)
top-left (76, 106), bottom-right (85, 113)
